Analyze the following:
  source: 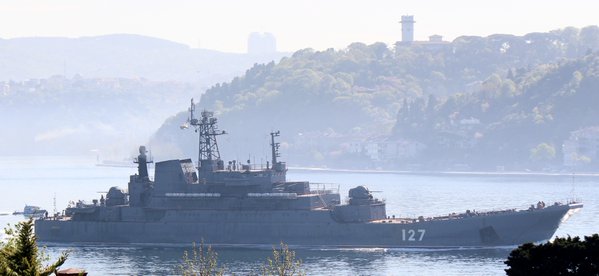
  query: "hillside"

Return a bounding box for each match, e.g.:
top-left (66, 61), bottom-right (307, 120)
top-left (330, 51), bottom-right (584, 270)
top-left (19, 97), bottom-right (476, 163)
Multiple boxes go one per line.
top-left (149, 26), bottom-right (599, 170)
top-left (1, 76), bottom-right (203, 156)
top-left (0, 34), bottom-right (288, 157)
top-left (0, 34), bottom-right (287, 83)
top-left (393, 53), bottom-right (599, 170)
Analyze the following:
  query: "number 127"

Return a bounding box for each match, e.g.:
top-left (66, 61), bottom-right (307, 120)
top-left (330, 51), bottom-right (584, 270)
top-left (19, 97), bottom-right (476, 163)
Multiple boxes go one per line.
top-left (402, 229), bottom-right (425, 241)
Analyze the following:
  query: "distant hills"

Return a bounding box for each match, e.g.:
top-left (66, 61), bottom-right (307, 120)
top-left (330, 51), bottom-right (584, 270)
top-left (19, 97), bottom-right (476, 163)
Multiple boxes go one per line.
top-left (0, 34), bottom-right (287, 83)
top-left (151, 26), bottom-right (599, 171)
top-left (3, 29), bottom-right (599, 171)
top-left (0, 34), bottom-right (288, 156)
top-left (1, 76), bottom-right (202, 156)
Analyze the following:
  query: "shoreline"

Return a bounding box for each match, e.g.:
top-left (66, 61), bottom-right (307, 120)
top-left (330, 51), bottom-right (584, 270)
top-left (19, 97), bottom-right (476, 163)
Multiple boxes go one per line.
top-left (288, 167), bottom-right (599, 177)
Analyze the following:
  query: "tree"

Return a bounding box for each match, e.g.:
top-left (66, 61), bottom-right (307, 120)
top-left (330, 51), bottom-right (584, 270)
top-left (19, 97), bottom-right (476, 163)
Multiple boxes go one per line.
top-left (530, 143), bottom-right (556, 162)
top-left (505, 234), bottom-right (599, 275)
top-left (262, 242), bottom-right (305, 276)
top-left (0, 218), bottom-right (68, 276)
top-left (179, 241), bottom-right (304, 275)
top-left (179, 241), bottom-right (225, 276)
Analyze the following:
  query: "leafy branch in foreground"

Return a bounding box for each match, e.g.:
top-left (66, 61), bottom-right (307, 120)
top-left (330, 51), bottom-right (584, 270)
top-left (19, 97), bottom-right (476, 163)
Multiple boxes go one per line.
top-left (179, 241), bottom-right (305, 276)
top-left (262, 242), bottom-right (305, 276)
top-left (180, 240), bottom-right (225, 276)
top-left (0, 218), bottom-right (68, 276)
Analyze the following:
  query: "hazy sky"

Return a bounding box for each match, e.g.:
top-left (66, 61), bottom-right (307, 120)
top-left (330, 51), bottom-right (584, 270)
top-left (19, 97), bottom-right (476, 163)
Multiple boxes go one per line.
top-left (1, 0), bottom-right (598, 53)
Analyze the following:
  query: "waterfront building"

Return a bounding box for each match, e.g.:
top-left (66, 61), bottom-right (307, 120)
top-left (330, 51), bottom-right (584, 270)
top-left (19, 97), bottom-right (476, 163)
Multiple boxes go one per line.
top-left (563, 126), bottom-right (599, 167)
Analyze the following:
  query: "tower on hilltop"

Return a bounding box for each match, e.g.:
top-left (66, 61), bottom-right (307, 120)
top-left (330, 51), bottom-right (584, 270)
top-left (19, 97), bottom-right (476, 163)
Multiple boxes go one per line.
top-left (400, 15), bottom-right (415, 43)
top-left (247, 32), bottom-right (277, 55)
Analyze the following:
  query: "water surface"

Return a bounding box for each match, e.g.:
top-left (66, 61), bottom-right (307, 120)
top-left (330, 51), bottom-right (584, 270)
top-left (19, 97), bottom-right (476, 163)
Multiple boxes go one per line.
top-left (0, 156), bottom-right (596, 275)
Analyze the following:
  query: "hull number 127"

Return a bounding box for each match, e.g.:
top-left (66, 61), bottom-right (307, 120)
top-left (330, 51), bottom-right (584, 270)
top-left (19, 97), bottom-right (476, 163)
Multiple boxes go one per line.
top-left (401, 229), bottom-right (425, 241)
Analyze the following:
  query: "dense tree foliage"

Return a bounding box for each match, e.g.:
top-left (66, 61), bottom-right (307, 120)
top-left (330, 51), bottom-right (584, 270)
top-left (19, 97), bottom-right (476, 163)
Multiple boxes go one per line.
top-left (152, 27), bottom-right (599, 169)
top-left (393, 53), bottom-right (599, 169)
top-left (505, 234), bottom-right (599, 276)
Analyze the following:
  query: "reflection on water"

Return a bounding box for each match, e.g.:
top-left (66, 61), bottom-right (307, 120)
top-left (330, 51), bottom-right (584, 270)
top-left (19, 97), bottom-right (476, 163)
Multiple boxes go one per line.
top-left (1, 156), bottom-right (598, 275)
top-left (43, 245), bottom-right (510, 275)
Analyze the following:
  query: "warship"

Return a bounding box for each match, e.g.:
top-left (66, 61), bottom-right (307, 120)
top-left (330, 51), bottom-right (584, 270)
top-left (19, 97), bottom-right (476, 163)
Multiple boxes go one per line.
top-left (35, 99), bottom-right (583, 247)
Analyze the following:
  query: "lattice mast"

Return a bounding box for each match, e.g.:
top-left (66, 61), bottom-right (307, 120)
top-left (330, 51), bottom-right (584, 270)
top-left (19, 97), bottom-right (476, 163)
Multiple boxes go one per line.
top-left (184, 99), bottom-right (226, 171)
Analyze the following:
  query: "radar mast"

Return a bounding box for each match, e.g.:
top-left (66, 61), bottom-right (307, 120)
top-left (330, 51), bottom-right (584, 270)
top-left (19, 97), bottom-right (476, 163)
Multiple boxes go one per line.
top-left (269, 130), bottom-right (286, 172)
top-left (183, 98), bottom-right (226, 173)
top-left (270, 131), bottom-right (281, 165)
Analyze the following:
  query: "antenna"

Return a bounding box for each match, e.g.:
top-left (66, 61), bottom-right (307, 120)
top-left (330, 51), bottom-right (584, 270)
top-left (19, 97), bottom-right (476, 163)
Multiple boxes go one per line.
top-left (270, 131), bottom-right (281, 165)
top-left (570, 171), bottom-right (577, 199)
top-left (53, 193), bottom-right (57, 217)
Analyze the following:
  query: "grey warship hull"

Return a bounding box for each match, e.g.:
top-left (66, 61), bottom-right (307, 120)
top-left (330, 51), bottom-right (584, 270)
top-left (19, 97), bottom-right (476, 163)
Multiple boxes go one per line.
top-left (34, 103), bottom-right (583, 248)
top-left (36, 203), bottom-right (581, 248)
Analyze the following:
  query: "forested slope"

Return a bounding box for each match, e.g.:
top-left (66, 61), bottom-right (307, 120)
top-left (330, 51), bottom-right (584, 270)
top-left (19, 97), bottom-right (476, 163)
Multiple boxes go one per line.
top-left (152, 27), bottom-right (599, 169)
top-left (393, 53), bottom-right (599, 169)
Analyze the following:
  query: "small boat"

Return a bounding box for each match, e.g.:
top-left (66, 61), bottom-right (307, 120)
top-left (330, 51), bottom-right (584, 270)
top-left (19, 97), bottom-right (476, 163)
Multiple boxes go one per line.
top-left (13, 205), bottom-right (47, 217)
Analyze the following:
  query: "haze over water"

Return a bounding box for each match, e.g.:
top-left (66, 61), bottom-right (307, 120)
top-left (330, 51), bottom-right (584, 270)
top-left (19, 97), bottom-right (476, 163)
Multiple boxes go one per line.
top-left (0, 156), bottom-right (596, 275)
top-left (2, 1), bottom-right (598, 274)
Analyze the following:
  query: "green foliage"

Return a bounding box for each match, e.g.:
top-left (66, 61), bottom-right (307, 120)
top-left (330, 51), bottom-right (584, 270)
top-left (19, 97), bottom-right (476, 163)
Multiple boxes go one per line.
top-left (393, 53), bottom-right (599, 169)
top-left (0, 218), bottom-right (68, 276)
top-left (179, 241), bottom-right (225, 276)
top-left (179, 242), bottom-right (305, 276)
top-left (530, 143), bottom-right (556, 162)
top-left (152, 26), bottom-right (599, 169)
top-left (569, 153), bottom-right (592, 165)
top-left (505, 234), bottom-right (599, 275)
top-left (262, 242), bottom-right (305, 276)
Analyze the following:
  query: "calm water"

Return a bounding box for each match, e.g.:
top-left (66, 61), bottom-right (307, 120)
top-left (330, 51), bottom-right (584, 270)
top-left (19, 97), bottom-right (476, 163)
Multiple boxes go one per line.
top-left (0, 156), bottom-right (597, 275)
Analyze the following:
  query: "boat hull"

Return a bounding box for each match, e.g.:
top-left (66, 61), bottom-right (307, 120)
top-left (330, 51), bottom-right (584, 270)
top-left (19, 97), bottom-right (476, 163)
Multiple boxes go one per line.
top-left (35, 203), bottom-right (581, 248)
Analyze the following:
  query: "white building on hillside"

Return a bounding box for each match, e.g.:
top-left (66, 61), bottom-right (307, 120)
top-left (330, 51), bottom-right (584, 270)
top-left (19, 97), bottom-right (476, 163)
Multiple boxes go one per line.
top-left (563, 126), bottom-right (599, 167)
top-left (361, 138), bottom-right (426, 162)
